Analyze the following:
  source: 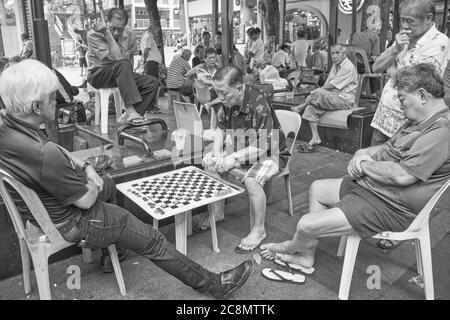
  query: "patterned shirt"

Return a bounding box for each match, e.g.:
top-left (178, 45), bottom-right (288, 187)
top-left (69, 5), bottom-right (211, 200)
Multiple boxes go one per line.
top-left (371, 24), bottom-right (450, 137)
top-left (217, 85), bottom-right (289, 169)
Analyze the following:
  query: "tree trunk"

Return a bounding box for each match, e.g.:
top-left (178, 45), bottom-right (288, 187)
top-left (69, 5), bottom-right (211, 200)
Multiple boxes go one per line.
top-left (178, 0), bottom-right (186, 33)
top-left (144, 0), bottom-right (165, 65)
top-left (259, 0), bottom-right (280, 43)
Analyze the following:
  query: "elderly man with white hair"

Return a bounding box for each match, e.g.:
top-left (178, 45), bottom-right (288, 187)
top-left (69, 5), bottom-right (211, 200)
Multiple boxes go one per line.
top-left (292, 44), bottom-right (358, 153)
top-left (0, 60), bottom-right (253, 299)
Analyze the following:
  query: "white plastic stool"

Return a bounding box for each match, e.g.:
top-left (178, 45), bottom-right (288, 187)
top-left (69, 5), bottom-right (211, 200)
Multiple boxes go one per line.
top-left (88, 83), bottom-right (124, 133)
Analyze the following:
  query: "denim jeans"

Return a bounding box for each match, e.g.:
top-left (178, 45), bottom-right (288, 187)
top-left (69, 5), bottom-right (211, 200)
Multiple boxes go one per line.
top-left (60, 175), bottom-right (220, 293)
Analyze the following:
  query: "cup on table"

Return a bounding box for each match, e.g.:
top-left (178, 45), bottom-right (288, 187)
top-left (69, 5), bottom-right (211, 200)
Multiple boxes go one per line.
top-left (286, 90), bottom-right (295, 100)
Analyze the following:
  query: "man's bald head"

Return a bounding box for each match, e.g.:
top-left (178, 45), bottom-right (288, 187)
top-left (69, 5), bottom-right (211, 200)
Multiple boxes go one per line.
top-left (213, 65), bottom-right (243, 89)
top-left (181, 49), bottom-right (192, 60)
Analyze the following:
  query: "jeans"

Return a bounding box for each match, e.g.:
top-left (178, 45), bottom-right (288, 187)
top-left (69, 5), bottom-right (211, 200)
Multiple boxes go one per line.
top-left (60, 175), bottom-right (220, 294)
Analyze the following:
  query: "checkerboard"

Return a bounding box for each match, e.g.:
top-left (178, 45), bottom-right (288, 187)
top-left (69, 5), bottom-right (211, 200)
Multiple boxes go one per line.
top-left (117, 166), bottom-right (244, 220)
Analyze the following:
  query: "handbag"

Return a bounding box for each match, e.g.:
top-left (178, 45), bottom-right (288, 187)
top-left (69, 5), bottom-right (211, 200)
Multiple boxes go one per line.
top-left (180, 78), bottom-right (194, 96)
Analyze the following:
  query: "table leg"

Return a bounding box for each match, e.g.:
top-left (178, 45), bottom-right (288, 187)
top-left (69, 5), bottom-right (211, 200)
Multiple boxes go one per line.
top-left (153, 219), bottom-right (159, 230)
top-left (175, 212), bottom-right (188, 255)
top-left (187, 211), bottom-right (192, 236)
top-left (209, 209), bottom-right (220, 253)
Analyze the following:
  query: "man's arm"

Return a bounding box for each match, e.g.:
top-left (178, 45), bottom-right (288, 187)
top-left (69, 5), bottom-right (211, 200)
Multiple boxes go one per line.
top-left (90, 21), bottom-right (122, 61)
top-left (372, 30), bottom-right (410, 73)
top-left (360, 160), bottom-right (418, 186)
top-left (143, 48), bottom-right (150, 62)
top-left (72, 180), bottom-right (99, 209)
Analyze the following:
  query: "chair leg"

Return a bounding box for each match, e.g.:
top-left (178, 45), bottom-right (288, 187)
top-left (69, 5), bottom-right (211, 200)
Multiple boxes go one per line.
top-left (414, 238), bottom-right (423, 277)
top-left (337, 236), bottom-right (347, 257)
top-left (82, 248), bottom-right (93, 264)
top-left (338, 234), bottom-right (361, 300)
top-left (417, 231), bottom-right (434, 300)
top-left (107, 245), bottom-right (127, 296)
top-left (100, 90), bottom-right (110, 133)
top-left (283, 174), bottom-right (293, 216)
top-left (30, 250), bottom-right (51, 300)
top-left (19, 238), bottom-right (31, 295)
top-left (113, 91), bottom-right (123, 121)
top-left (94, 92), bottom-right (101, 126)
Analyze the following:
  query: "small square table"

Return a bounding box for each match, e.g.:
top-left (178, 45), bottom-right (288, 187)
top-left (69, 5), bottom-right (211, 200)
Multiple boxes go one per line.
top-left (116, 166), bottom-right (244, 254)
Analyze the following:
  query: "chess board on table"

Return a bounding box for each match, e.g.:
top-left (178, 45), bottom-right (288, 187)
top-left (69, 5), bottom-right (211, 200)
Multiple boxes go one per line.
top-left (117, 166), bottom-right (245, 220)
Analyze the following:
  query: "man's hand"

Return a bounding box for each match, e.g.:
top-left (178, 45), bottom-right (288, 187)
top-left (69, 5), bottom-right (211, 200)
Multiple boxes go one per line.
top-left (394, 30), bottom-right (411, 53)
top-left (92, 20), bottom-right (108, 34)
top-left (223, 155), bottom-right (237, 172)
top-left (85, 165), bottom-right (104, 192)
top-left (347, 154), bottom-right (375, 179)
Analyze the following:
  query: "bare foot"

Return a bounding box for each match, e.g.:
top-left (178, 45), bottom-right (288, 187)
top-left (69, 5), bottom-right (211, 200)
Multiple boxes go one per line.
top-left (238, 229), bottom-right (267, 250)
top-left (276, 251), bottom-right (315, 269)
top-left (260, 241), bottom-right (297, 257)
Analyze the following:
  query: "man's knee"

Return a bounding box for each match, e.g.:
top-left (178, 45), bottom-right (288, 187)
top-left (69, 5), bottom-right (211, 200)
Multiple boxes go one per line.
top-left (244, 177), bottom-right (264, 195)
top-left (296, 214), bottom-right (320, 236)
top-left (114, 59), bottom-right (133, 73)
top-left (309, 180), bottom-right (324, 198)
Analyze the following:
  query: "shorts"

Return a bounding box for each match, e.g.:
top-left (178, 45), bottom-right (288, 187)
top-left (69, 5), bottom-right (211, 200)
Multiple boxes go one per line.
top-left (242, 157), bottom-right (280, 187)
top-left (79, 57), bottom-right (87, 68)
top-left (337, 176), bottom-right (416, 239)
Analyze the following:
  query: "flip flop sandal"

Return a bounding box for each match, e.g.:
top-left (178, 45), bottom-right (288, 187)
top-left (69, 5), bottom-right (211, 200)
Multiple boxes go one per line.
top-left (235, 244), bottom-right (260, 254)
top-left (274, 258), bottom-right (315, 275)
top-left (297, 143), bottom-right (316, 154)
top-left (261, 268), bottom-right (306, 285)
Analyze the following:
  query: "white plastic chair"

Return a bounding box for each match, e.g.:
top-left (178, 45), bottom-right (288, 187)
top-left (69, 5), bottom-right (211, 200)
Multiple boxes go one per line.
top-left (86, 51), bottom-right (124, 134)
top-left (173, 100), bottom-right (217, 141)
top-left (0, 169), bottom-right (126, 299)
top-left (337, 178), bottom-right (450, 300)
top-left (86, 84), bottom-right (124, 134)
top-left (273, 110), bottom-right (302, 216)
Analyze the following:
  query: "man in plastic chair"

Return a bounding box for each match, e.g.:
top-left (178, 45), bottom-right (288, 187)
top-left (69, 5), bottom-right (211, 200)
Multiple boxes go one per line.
top-left (260, 63), bottom-right (450, 271)
top-left (291, 44), bottom-right (358, 153)
top-left (0, 60), bottom-right (252, 299)
top-left (87, 8), bottom-right (159, 124)
top-left (194, 65), bottom-right (290, 254)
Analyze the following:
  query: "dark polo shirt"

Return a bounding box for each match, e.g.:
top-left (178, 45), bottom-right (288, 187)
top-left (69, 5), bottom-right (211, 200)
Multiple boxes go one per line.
top-left (217, 85), bottom-right (290, 169)
top-left (357, 108), bottom-right (450, 217)
top-left (0, 110), bottom-right (88, 224)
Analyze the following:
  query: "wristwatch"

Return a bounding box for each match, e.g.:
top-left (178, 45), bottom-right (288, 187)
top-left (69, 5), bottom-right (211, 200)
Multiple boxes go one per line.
top-left (81, 161), bottom-right (91, 172)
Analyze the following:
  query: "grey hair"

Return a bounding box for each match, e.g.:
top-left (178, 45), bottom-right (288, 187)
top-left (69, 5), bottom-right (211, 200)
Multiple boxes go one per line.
top-left (394, 63), bottom-right (444, 98)
top-left (331, 43), bottom-right (348, 55)
top-left (213, 65), bottom-right (243, 88)
top-left (0, 60), bottom-right (59, 117)
top-left (181, 49), bottom-right (192, 59)
top-left (400, 0), bottom-right (435, 20)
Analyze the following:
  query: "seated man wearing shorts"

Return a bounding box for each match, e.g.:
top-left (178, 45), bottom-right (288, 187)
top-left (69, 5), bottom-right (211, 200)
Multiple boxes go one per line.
top-left (261, 63), bottom-right (450, 269)
top-left (195, 65), bottom-right (290, 254)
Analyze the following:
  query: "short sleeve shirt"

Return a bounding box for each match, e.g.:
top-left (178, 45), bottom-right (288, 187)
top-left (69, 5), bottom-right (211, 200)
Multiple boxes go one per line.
top-left (358, 108), bottom-right (450, 217)
top-left (324, 57), bottom-right (358, 102)
top-left (0, 110), bottom-right (88, 224)
top-left (167, 55), bottom-right (191, 89)
top-left (140, 31), bottom-right (162, 64)
top-left (217, 85), bottom-right (289, 169)
top-left (87, 26), bottom-right (138, 69)
top-left (371, 24), bottom-right (450, 137)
